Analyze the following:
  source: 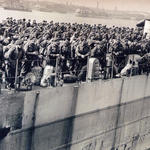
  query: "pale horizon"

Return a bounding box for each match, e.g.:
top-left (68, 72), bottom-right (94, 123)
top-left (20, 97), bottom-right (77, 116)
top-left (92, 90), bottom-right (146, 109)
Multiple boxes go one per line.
top-left (31, 0), bottom-right (150, 12)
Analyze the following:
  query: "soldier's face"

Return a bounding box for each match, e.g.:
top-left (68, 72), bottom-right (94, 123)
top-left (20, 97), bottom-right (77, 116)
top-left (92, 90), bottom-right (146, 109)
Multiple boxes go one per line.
top-left (53, 46), bottom-right (57, 50)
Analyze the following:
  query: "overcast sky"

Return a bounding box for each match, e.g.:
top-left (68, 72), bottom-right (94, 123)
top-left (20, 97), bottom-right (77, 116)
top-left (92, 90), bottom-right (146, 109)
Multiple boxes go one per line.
top-left (36, 0), bottom-right (150, 12)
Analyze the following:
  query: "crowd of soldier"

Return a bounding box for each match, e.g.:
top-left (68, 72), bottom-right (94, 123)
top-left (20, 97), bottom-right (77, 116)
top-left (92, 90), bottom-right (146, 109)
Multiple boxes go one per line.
top-left (0, 17), bottom-right (150, 89)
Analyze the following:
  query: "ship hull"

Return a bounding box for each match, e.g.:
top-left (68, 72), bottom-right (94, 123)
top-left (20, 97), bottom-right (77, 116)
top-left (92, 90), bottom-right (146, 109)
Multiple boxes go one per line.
top-left (0, 75), bottom-right (150, 150)
top-left (3, 7), bottom-right (32, 12)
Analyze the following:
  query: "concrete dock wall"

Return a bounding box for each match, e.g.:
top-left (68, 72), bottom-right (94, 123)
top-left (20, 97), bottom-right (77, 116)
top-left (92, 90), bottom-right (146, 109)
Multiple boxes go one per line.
top-left (0, 92), bottom-right (25, 130)
top-left (1, 75), bottom-right (150, 150)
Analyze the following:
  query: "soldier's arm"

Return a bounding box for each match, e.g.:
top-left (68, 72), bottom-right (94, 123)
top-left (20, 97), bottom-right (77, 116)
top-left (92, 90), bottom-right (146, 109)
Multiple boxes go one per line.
top-left (26, 51), bottom-right (39, 55)
top-left (50, 53), bottom-right (59, 57)
top-left (90, 47), bottom-right (96, 57)
top-left (75, 46), bottom-right (83, 57)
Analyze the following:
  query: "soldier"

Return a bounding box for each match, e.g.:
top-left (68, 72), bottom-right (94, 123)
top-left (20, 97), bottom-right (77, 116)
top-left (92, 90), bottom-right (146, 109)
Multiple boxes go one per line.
top-left (3, 40), bottom-right (24, 88)
top-left (0, 41), bottom-right (4, 70)
top-left (60, 39), bottom-right (71, 75)
top-left (20, 40), bottom-right (39, 77)
top-left (76, 41), bottom-right (90, 81)
top-left (46, 42), bottom-right (60, 67)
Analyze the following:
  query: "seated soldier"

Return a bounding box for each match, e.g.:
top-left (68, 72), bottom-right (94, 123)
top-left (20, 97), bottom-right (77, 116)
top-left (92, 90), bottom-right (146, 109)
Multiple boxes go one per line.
top-left (119, 60), bottom-right (133, 77)
top-left (40, 60), bottom-right (55, 87)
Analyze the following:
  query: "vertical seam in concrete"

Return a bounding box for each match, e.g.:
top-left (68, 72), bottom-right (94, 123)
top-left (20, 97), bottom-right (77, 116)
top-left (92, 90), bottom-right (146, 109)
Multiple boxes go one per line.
top-left (28, 91), bottom-right (40, 150)
top-left (67, 85), bottom-right (79, 150)
top-left (138, 75), bottom-right (149, 150)
top-left (112, 78), bottom-right (124, 149)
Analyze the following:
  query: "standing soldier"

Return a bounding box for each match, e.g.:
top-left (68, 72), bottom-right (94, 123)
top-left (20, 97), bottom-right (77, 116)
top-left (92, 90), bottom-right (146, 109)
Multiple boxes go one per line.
top-left (46, 41), bottom-right (60, 86)
top-left (3, 40), bottom-right (24, 89)
top-left (21, 40), bottom-right (39, 78)
top-left (60, 39), bottom-right (72, 75)
top-left (76, 41), bottom-right (90, 81)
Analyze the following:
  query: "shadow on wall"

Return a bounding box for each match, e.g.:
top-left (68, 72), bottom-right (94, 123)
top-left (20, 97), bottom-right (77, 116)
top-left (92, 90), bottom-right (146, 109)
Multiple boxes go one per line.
top-left (28, 86), bottom-right (80, 150)
top-left (0, 127), bottom-right (10, 141)
top-left (65, 86), bottom-right (79, 150)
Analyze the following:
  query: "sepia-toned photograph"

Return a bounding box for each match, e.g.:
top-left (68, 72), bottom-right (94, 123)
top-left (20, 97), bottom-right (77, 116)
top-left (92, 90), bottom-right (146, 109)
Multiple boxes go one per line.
top-left (0, 0), bottom-right (150, 150)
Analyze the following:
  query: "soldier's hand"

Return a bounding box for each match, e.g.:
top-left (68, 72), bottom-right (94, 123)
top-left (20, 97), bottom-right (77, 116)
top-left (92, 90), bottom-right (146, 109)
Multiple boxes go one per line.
top-left (81, 55), bottom-right (85, 59)
top-left (33, 51), bottom-right (38, 55)
top-left (61, 56), bottom-right (65, 59)
top-left (38, 55), bottom-right (43, 59)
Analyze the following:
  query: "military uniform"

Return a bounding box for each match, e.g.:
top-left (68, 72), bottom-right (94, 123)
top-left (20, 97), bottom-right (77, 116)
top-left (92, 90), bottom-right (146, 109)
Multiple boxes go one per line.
top-left (20, 41), bottom-right (39, 77)
top-left (76, 42), bottom-right (90, 81)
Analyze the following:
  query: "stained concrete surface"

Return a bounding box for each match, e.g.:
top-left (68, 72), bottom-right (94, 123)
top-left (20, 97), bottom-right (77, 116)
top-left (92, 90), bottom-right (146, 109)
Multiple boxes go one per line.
top-left (0, 92), bottom-right (25, 130)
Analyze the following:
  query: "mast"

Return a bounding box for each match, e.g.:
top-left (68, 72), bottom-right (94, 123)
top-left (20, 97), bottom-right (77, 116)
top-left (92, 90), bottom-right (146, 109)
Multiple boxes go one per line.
top-left (10, 0), bottom-right (12, 7)
top-left (96, 0), bottom-right (99, 9)
top-left (100, 0), bottom-right (104, 10)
